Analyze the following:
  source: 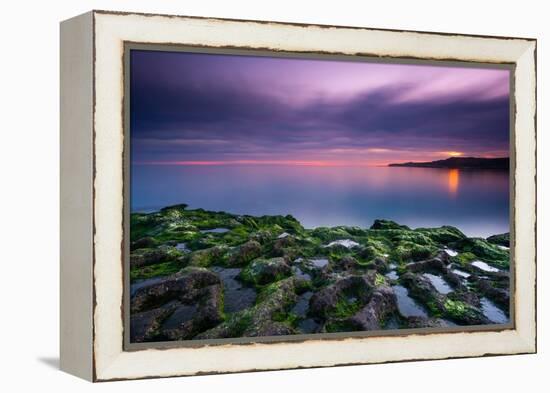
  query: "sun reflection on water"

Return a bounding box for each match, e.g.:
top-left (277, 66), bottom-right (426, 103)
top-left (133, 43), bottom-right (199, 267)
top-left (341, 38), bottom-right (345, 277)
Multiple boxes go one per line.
top-left (448, 169), bottom-right (460, 195)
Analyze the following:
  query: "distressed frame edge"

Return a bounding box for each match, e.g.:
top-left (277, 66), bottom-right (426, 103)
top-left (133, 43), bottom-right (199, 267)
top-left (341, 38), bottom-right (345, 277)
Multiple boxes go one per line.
top-left (59, 11), bottom-right (95, 381)
top-left (90, 11), bottom-right (537, 382)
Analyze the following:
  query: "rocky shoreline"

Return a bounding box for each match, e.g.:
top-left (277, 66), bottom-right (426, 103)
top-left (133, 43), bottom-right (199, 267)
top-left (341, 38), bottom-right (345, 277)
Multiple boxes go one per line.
top-left (129, 203), bottom-right (510, 343)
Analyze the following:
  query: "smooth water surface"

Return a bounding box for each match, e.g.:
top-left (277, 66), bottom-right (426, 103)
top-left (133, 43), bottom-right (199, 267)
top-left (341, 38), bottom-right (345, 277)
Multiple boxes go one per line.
top-left (292, 291), bottom-right (313, 318)
top-left (471, 260), bottom-right (500, 273)
top-left (393, 285), bottom-right (428, 318)
top-left (311, 258), bottom-right (329, 268)
top-left (480, 297), bottom-right (509, 324)
top-left (132, 166), bottom-right (509, 237)
top-left (422, 273), bottom-right (453, 294)
top-left (211, 266), bottom-right (256, 314)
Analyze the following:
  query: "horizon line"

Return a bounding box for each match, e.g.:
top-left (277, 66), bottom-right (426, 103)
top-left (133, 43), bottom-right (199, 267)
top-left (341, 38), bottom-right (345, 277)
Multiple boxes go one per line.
top-left (133, 156), bottom-right (510, 167)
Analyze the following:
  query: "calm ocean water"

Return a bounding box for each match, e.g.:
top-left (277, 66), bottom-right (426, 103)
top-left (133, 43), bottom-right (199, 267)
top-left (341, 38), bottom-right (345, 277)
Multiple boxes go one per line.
top-left (131, 166), bottom-right (509, 238)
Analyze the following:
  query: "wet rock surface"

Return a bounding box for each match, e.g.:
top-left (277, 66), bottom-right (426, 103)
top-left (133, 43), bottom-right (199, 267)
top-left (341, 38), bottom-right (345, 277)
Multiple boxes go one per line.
top-left (129, 204), bottom-right (510, 342)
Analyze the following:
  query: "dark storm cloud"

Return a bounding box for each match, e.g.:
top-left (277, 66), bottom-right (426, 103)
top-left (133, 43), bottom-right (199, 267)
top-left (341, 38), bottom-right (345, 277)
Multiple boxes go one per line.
top-left (130, 50), bottom-right (510, 164)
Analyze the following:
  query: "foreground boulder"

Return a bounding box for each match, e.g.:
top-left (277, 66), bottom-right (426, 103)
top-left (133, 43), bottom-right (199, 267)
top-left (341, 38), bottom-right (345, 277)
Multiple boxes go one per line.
top-left (159, 284), bottom-right (224, 340)
top-left (130, 303), bottom-right (178, 342)
top-left (130, 267), bottom-right (220, 313)
top-left (130, 267), bottom-right (225, 341)
top-left (195, 277), bottom-right (299, 339)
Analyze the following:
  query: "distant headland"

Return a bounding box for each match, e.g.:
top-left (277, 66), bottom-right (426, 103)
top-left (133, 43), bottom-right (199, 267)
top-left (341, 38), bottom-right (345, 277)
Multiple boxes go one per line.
top-left (388, 157), bottom-right (509, 170)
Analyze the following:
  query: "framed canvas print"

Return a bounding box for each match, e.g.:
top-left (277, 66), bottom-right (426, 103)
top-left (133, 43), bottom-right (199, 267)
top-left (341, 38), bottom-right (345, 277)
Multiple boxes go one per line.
top-left (60, 10), bottom-right (537, 381)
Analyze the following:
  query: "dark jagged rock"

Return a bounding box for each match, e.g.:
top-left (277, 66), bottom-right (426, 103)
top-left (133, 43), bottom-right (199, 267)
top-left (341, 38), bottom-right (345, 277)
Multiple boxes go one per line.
top-left (406, 257), bottom-right (447, 274)
top-left (347, 286), bottom-right (397, 330)
top-left (130, 303), bottom-right (178, 342)
top-left (401, 272), bottom-right (446, 314)
top-left (475, 278), bottom-right (510, 308)
top-left (130, 267), bottom-right (220, 313)
top-left (159, 284), bottom-right (224, 340)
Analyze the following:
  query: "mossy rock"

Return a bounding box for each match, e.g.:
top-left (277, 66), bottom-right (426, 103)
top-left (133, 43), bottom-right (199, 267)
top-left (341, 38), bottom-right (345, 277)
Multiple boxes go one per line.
top-left (443, 299), bottom-right (486, 325)
top-left (400, 272), bottom-right (445, 316)
top-left (370, 219), bottom-right (410, 231)
top-left (130, 260), bottom-right (185, 281)
top-left (240, 257), bottom-right (291, 285)
top-left (195, 278), bottom-right (299, 339)
top-left (393, 242), bottom-right (436, 262)
top-left (453, 238), bottom-right (509, 269)
top-left (187, 245), bottom-right (229, 267)
top-left (226, 240), bottom-right (263, 266)
top-left (309, 226), bottom-right (353, 243)
top-left (130, 246), bottom-right (182, 268)
top-left (415, 226), bottom-right (466, 244)
top-left (486, 232), bottom-right (510, 247)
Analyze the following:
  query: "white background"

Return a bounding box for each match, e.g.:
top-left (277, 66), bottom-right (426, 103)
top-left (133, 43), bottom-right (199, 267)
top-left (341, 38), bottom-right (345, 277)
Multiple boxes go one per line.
top-left (0, 0), bottom-right (546, 391)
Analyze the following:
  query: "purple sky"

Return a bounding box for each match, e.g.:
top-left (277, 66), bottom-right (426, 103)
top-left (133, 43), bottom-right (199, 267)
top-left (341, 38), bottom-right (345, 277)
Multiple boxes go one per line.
top-left (130, 50), bottom-right (510, 167)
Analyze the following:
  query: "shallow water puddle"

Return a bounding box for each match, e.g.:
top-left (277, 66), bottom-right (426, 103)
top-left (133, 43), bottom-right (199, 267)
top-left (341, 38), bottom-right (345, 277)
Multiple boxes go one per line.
top-left (298, 318), bottom-right (320, 334)
top-left (422, 273), bottom-right (453, 294)
top-left (292, 266), bottom-right (312, 281)
top-left (393, 285), bottom-right (428, 318)
top-left (201, 228), bottom-right (230, 233)
top-left (211, 266), bottom-right (256, 313)
top-left (311, 258), bottom-right (329, 268)
top-left (444, 248), bottom-right (458, 257)
top-left (324, 239), bottom-right (360, 249)
top-left (452, 269), bottom-right (471, 278)
top-left (175, 242), bottom-right (190, 253)
top-left (471, 260), bottom-right (500, 273)
top-left (480, 297), bottom-right (509, 324)
top-left (385, 270), bottom-right (398, 280)
top-left (292, 291), bottom-right (313, 318)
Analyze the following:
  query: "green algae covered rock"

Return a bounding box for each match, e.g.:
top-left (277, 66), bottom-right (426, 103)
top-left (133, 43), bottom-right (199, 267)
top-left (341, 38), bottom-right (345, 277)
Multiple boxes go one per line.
top-left (370, 219), bottom-right (410, 231)
top-left (129, 204), bottom-right (511, 341)
top-left (486, 232), bottom-right (510, 247)
top-left (240, 257), bottom-right (291, 285)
